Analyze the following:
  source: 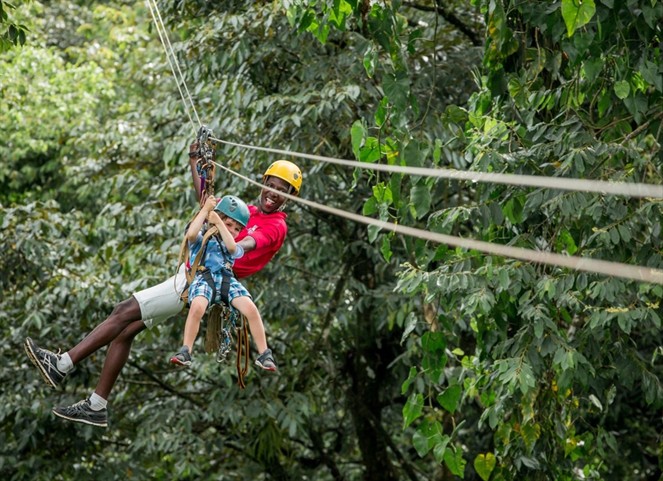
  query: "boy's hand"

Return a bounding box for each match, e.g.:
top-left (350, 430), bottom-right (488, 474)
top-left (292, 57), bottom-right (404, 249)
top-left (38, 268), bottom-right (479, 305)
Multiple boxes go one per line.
top-left (203, 195), bottom-right (217, 212)
top-left (208, 210), bottom-right (222, 226)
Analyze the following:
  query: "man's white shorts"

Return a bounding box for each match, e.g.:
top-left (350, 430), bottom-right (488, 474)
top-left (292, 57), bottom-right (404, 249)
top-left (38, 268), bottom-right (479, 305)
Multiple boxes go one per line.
top-left (133, 265), bottom-right (187, 328)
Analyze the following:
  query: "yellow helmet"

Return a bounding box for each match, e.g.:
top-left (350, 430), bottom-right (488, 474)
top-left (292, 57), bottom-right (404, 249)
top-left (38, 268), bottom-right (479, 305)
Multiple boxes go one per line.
top-left (263, 160), bottom-right (303, 195)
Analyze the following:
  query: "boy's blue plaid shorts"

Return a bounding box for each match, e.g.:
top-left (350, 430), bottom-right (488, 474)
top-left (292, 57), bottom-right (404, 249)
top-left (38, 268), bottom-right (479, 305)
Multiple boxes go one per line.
top-left (188, 271), bottom-right (251, 306)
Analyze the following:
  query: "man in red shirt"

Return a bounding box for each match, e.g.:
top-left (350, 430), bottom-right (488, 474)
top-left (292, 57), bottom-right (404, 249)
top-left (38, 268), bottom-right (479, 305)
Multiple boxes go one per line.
top-left (233, 203), bottom-right (288, 279)
top-left (24, 147), bottom-right (302, 428)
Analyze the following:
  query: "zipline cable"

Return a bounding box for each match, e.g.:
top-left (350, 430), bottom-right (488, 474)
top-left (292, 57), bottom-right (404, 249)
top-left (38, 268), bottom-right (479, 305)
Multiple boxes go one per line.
top-left (211, 136), bottom-right (663, 200)
top-left (213, 160), bottom-right (663, 285)
top-left (145, 0), bottom-right (663, 200)
top-left (145, 0), bottom-right (201, 130)
top-left (145, 1), bottom-right (663, 284)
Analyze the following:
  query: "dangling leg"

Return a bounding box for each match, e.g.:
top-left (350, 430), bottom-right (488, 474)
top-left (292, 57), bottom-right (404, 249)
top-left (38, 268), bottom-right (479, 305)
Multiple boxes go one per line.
top-left (231, 296), bottom-right (276, 372)
top-left (52, 319), bottom-right (147, 428)
top-left (170, 296), bottom-right (208, 367)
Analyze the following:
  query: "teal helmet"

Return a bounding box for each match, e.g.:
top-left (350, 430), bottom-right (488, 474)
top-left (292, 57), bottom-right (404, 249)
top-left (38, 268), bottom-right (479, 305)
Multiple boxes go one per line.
top-left (215, 195), bottom-right (250, 227)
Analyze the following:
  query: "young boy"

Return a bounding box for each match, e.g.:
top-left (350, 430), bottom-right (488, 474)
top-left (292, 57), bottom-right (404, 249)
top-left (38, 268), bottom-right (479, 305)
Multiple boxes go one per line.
top-left (170, 194), bottom-right (276, 370)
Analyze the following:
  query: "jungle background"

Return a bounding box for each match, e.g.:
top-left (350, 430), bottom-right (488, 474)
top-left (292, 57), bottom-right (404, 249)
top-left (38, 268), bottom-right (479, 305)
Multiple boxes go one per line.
top-left (1, 0), bottom-right (662, 480)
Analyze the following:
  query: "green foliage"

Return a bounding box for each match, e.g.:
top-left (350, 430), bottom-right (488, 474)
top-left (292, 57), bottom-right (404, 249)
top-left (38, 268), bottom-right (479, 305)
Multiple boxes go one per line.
top-left (0, 0), bottom-right (28, 51)
top-left (3, 0), bottom-right (662, 479)
top-left (290, 0), bottom-right (663, 478)
top-left (561, 0), bottom-right (596, 37)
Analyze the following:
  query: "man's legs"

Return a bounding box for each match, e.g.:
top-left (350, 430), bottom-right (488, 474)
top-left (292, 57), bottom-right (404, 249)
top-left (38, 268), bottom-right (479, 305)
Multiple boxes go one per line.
top-left (94, 319), bottom-right (147, 399)
top-left (24, 296), bottom-right (142, 389)
top-left (51, 317), bottom-right (147, 427)
top-left (67, 296), bottom-right (142, 364)
top-left (27, 268), bottom-right (186, 391)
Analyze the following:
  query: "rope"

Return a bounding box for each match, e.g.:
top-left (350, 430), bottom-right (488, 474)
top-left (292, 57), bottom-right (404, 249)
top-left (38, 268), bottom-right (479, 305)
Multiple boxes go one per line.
top-left (144, 1), bottom-right (663, 286)
top-left (213, 160), bottom-right (663, 285)
top-left (211, 136), bottom-right (663, 200)
top-left (144, 0), bottom-right (662, 200)
top-left (205, 305), bottom-right (223, 353)
top-left (145, 0), bottom-right (201, 130)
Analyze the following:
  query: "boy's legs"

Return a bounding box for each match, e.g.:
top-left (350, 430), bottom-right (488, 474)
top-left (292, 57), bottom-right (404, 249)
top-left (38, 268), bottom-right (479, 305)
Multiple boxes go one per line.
top-left (182, 297), bottom-right (208, 352)
top-left (231, 296), bottom-right (268, 353)
top-left (170, 295), bottom-right (208, 367)
top-left (231, 296), bottom-right (276, 372)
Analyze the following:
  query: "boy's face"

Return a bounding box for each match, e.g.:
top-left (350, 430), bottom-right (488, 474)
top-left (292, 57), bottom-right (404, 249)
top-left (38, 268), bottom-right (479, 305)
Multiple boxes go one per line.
top-left (221, 215), bottom-right (243, 238)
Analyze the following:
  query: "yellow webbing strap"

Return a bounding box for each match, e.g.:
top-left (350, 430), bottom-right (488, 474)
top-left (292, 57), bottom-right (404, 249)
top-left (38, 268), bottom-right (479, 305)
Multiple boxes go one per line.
top-left (176, 225), bottom-right (220, 303)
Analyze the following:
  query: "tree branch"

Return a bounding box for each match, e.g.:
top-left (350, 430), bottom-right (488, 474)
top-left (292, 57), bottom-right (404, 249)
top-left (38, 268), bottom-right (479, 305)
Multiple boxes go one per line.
top-left (402, 0), bottom-right (481, 46)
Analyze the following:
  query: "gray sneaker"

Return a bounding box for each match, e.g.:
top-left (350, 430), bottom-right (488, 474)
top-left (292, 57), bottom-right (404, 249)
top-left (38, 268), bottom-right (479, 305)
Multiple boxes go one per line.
top-left (255, 349), bottom-right (277, 372)
top-left (53, 399), bottom-right (108, 428)
top-left (24, 337), bottom-right (67, 389)
top-left (170, 346), bottom-right (192, 367)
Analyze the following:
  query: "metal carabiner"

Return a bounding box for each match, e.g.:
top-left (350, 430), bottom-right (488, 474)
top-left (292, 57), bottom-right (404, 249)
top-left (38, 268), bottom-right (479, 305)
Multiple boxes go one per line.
top-left (196, 125), bottom-right (212, 144)
top-left (216, 327), bottom-right (233, 363)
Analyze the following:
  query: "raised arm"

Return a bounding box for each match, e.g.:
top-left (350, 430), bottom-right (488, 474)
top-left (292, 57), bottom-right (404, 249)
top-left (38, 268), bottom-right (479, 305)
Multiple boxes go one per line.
top-left (188, 142), bottom-right (203, 202)
top-left (208, 210), bottom-right (237, 255)
top-left (186, 196), bottom-right (217, 242)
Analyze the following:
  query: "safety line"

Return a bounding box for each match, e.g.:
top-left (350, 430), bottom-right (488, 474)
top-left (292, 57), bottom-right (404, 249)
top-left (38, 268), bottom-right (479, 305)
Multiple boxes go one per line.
top-left (145, 0), bottom-right (201, 130)
top-left (213, 160), bottom-right (663, 285)
top-left (145, 2), bottom-right (663, 284)
top-left (145, 0), bottom-right (663, 200)
top-left (211, 136), bottom-right (663, 199)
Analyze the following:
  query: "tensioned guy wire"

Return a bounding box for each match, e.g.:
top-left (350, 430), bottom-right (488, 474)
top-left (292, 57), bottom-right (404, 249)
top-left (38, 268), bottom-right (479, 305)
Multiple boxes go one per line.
top-left (144, 0), bottom-right (663, 200)
top-left (145, 0), bottom-right (663, 284)
top-left (212, 136), bottom-right (663, 199)
top-left (213, 161), bottom-right (663, 285)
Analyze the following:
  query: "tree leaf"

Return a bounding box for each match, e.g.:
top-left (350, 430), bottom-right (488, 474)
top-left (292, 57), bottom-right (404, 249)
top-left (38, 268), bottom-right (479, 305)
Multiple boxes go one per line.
top-left (614, 80), bottom-right (630, 99)
top-left (474, 453), bottom-right (497, 481)
top-left (403, 393), bottom-right (424, 429)
top-left (437, 385), bottom-right (462, 413)
top-left (351, 120), bottom-right (365, 158)
top-left (410, 184), bottom-right (431, 219)
top-left (443, 446), bottom-right (467, 477)
top-left (412, 419), bottom-right (444, 457)
top-left (561, 0), bottom-right (596, 37)
top-left (589, 394), bottom-right (603, 411)
top-left (382, 71), bottom-right (410, 111)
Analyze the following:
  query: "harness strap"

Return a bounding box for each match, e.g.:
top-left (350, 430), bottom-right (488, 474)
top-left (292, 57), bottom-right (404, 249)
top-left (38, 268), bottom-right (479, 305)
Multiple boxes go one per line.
top-left (219, 269), bottom-right (231, 307)
top-left (177, 225), bottom-right (221, 303)
top-left (236, 315), bottom-right (250, 389)
top-left (200, 268), bottom-right (217, 306)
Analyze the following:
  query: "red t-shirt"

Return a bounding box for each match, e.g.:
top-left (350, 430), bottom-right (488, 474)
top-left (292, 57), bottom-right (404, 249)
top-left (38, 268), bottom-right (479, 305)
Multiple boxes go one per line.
top-left (233, 205), bottom-right (288, 279)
